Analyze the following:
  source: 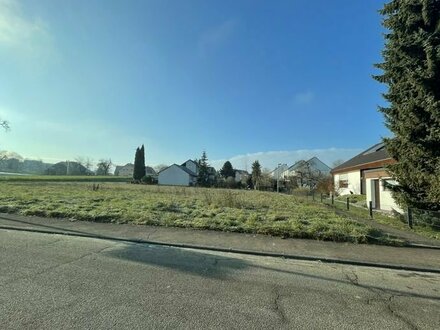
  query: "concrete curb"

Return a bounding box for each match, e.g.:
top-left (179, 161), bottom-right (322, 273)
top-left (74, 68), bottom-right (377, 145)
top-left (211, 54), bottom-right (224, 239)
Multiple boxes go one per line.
top-left (2, 224), bottom-right (440, 274)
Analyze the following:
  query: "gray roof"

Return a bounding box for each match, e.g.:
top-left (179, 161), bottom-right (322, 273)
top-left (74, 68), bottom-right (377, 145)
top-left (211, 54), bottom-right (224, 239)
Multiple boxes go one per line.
top-left (287, 157), bottom-right (331, 173)
top-left (159, 164), bottom-right (197, 176)
top-left (332, 142), bottom-right (391, 172)
top-left (177, 165), bottom-right (197, 176)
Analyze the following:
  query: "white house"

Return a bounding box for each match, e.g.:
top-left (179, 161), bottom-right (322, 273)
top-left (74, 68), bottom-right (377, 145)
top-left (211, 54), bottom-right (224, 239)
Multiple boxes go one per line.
top-left (114, 164), bottom-right (135, 176)
top-left (282, 157), bottom-right (331, 179)
top-left (114, 164), bottom-right (157, 178)
top-left (234, 169), bottom-right (249, 183)
top-left (158, 160), bottom-right (199, 186)
top-left (331, 143), bottom-right (403, 213)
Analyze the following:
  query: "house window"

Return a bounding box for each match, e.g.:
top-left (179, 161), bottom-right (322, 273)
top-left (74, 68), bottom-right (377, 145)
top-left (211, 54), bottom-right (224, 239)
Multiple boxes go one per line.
top-left (339, 180), bottom-right (348, 188)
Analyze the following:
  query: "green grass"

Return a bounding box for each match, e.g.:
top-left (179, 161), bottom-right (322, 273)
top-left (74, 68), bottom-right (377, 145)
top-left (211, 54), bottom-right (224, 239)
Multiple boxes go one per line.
top-left (324, 197), bottom-right (440, 241)
top-left (0, 181), bottom-right (394, 244)
top-left (0, 175), bottom-right (131, 183)
top-left (336, 194), bottom-right (367, 205)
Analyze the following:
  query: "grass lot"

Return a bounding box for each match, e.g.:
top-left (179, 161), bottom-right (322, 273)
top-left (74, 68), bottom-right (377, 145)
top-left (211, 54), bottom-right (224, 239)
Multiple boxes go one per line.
top-left (0, 180), bottom-right (395, 244)
top-left (0, 175), bottom-right (131, 183)
top-left (324, 197), bottom-right (440, 241)
top-left (336, 194), bottom-right (367, 206)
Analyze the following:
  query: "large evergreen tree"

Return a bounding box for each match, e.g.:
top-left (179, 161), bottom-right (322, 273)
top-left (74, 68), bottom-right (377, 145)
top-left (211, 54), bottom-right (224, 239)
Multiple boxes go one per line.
top-left (220, 161), bottom-right (235, 179)
top-left (374, 0), bottom-right (440, 211)
top-left (139, 144), bottom-right (146, 178)
top-left (251, 160), bottom-right (262, 190)
top-left (133, 146), bottom-right (143, 180)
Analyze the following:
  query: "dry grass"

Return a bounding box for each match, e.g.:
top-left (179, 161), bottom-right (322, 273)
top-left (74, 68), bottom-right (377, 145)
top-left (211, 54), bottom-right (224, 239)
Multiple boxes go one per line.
top-left (0, 181), bottom-right (394, 244)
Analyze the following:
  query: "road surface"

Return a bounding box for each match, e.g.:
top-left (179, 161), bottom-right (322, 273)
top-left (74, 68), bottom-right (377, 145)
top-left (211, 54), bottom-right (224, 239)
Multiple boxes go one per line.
top-left (1, 229), bottom-right (439, 329)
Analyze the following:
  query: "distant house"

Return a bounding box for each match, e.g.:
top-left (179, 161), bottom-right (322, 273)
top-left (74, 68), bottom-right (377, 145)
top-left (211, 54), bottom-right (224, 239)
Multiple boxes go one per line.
top-left (145, 166), bottom-right (157, 178)
top-left (234, 169), bottom-right (249, 183)
top-left (331, 142), bottom-right (402, 213)
top-left (114, 164), bottom-right (135, 176)
top-left (181, 160), bottom-right (199, 176)
top-left (114, 164), bottom-right (157, 178)
top-left (45, 161), bottom-right (88, 175)
top-left (280, 157), bottom-right (331, 187)
top-left (158, 160), bottom-right (198, 186)
top-left (270, 164), bottom-right (288, 179)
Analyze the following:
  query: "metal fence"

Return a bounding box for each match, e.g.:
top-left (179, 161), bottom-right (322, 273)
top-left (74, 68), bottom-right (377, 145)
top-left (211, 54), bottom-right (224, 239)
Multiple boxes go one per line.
top-left (288, 190), bottom-right (440, 230)
top-left (409, 207), bottom-right (440, 230)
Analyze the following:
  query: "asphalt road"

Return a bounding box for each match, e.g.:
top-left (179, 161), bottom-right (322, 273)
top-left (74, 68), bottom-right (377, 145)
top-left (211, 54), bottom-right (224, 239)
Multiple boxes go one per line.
top-left (1, 230), bottom-right (440, 329)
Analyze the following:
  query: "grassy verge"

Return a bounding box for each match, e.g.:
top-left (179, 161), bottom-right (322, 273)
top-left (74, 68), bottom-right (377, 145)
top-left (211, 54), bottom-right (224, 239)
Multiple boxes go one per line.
top-left (323, 197), bottom-right (440, 241)
top-left (336, 194), bottom-right (366, 206)
top-left (0, 181), bottom-right (400, 245)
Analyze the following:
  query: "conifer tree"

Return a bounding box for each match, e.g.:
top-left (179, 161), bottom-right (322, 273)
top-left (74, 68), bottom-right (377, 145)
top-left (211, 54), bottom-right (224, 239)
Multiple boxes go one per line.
top-left (139, 144), bottom-right (146, 178)
top-left (133, 147), bottom-right (141, 180)
top-left (220, 161), bottom-right (235, 179)
top-left (197, 151), bottom-right (210, 187)
top-left (251, 160), bottom-right (262, 190)
top-left (374, 0), bottom-right (440, 210)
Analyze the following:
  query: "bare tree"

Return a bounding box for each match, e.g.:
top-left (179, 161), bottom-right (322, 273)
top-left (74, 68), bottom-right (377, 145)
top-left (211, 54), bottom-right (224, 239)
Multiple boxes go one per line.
top-left (75, 156), bottom-right (94, 172)
top-left (96, 159), bottom-right (113, 176)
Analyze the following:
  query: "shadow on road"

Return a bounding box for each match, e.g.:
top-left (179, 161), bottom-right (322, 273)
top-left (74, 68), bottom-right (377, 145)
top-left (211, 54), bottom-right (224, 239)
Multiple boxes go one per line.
top-left (103, 242), bottom-right (440, 301)
top-left (103, 242), bottom-right (250, 279)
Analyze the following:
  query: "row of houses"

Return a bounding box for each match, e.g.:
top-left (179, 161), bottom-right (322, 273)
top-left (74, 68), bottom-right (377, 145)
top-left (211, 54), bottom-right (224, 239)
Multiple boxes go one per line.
top-left (156, 160), bottom-right (249, 186)
top-left (114, 144), bottom-right (402, 214)
top-left (114, 164), bottom-right (157, 178)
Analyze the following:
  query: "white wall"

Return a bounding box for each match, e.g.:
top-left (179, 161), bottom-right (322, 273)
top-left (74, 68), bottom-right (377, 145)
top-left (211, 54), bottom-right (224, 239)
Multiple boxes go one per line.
top-left (366, 177), bottom-right (403, 213)
top-left (334, 170), bottom-right (361, 195)
top-left (158, 165), bottom-right (190, 186)
top-left (119, 166), bottom-right (134, 176)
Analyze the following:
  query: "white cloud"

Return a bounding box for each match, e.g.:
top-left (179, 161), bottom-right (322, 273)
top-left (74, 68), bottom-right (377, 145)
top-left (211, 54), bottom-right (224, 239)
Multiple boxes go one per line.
top-left (198, 19), bottom-right (237, 57)
top-left (0, 0), bottom-right (53, 57)
top-left (293, 91), bottom-right (315, 105)
top-left (211, 148), bottom-right (362, 171)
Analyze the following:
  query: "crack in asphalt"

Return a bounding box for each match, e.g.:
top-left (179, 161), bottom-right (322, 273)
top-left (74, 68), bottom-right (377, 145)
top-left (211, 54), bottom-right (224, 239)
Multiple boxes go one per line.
top-left (387, 296), bottom-right (419, 330)
top-left (272, 286), bottom-right (288, 324)
top-left (343, 269), bottom-right (419, 329)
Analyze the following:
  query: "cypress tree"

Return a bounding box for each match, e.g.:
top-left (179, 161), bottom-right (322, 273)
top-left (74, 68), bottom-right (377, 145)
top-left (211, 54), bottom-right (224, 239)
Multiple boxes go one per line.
top-left (133, 147), bottom-right (141, 180)
top-left (374, 0), bottom-right (440, 211)
top-left (140, 144), bottom-right (146, 178)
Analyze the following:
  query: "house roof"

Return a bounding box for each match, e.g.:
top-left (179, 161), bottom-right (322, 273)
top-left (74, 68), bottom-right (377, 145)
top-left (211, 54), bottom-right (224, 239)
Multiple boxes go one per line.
top-left (181, 159), bottom-right (198, 167)
top-left (331, 142), bottom-right (393, 174)
top-left (234, 169), bottom-right (249, 175)
top-left (159, 164), bottom-right (198, 177)
top-left (145, 166), bottom-right (156, 175)
top-left (177, 165), bottom-right (198, 176)
top-left (287, 157), bottom-right (331, 173)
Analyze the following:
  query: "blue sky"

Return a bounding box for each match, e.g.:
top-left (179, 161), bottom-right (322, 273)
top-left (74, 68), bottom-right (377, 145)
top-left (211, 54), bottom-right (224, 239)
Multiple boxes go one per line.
top-left (0, 0), bottom-right (389, 170)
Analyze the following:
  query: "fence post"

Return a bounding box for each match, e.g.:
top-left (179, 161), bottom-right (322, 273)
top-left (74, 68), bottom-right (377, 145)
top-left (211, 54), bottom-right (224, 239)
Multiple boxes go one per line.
top-left (312, 192), bottom-right (315, 201)
top-left (346, 197), bottom-right (350, 210)
top-left (407, 207), bottom-right (413, 229)
top-left (320, 193), bottom-right (323, 203)
top-left (369, 201), bottom-right (373, 219)
top-left (331, 194), bottom-right (334, 205)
